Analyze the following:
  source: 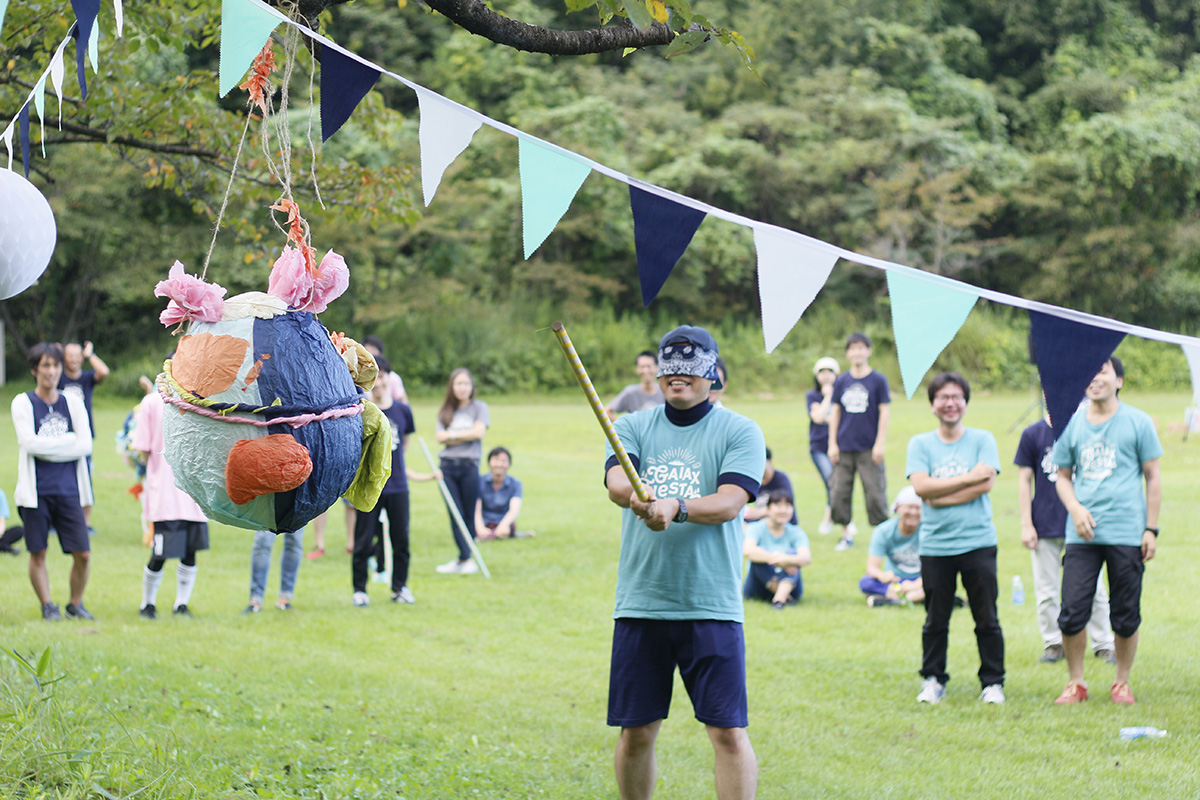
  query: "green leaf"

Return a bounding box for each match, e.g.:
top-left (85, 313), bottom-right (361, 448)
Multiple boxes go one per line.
top-left (662, 29), bottom-right (706, 58)
top-left (564, 0), bottom-right (596, 10)
top-left (622, 47), bottom-right (637, 57)
top-left (624, 0), bottom-right (653, 31)
top-left (36, 646), bottom-right (52, 679)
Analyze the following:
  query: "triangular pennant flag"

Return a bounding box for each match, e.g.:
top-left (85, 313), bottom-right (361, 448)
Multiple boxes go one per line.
top-left (113, 0), bottom-right (123, 38)
top-left (218, 0), bottom-right (280, 97)
top-left (887, 269), bottom-right (980, 398)
top-left (519, 138), bottom-right (591, 259)
top-left (418, 92), bottom-right (482, 207)
top-left (33, 74), bottom-right (47, 158)
top-left (1029, 310), bottom-right (1125, 436)
top-left (0, 0), bottom-right (9, 39)
top-left (630, 186), bottom-right (705, 306)
top-left (18, 104), bottom-right (30, 178)
top-left (1183, 342), bottom-right (1200, 410)
top-left (88, 19), bottom-right (99, 73)
top-left (70, 0), bottom-right (100, 101)
top-left (319, 44), bottom-right (380, 142)
top-left (50, 42), bottom-right (67, 126)
top-left (2, 123), bottom-right (14, 171)
top-left (754, 227), bottom-right (839, 352)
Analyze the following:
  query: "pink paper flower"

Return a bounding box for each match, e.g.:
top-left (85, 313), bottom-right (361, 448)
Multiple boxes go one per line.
top-left (267, 247), bottom-right (349, 313)
top-left (154, 261), bottom-right (226, 326)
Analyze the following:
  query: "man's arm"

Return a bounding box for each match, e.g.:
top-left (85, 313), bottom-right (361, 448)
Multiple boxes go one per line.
top-left (1055, 467), bottom-right (1095, 541)
top-left (865, 553), bottom-right (895, 583)
top-left (827, 403), bottom-right (842, 464)
top-left (1141, 457), bottom-right (1161, 562)
top-left (84, 341), bottom-right (111, 383)
top-left (474, 498), bottom-right (486, 536)
top-left (872, 402), bottom-right (890, 465)
top-left (496, 497), bottom-right (522, 537)
top-left (1017, 466), bottom-right (1038, 550)
top-left (926, 476), bottom-right (996, 507)
top-left (743, 538), bottom-right (811, 569)
top-left (11, 396), bottom-right (92, 461)
top-left (910, 462), bottom-right (997, 501)
top-left (630, 484), bottom-right (751, 532)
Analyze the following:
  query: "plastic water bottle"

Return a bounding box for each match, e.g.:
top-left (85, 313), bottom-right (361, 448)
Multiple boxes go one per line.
top-left (1012, 575), bottom-right (1025, 605)
top-left (1120, 727), bottom-right (1167, 740)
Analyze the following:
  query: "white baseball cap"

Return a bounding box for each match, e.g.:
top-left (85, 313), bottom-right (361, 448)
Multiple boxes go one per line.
top-left (813, 356), bottom-right (840, 376)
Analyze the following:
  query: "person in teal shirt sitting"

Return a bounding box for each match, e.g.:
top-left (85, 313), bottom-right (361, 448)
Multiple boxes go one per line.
top-left (859, 486), bottom-right (924, 607)
top-left (1051, 356), bottom-right (1162, 707)
top-left (743, 490), bottom-right (812, 609)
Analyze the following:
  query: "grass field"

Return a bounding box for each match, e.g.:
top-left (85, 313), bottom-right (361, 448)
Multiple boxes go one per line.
top-left (1, 385), bottom-right (1198, 798)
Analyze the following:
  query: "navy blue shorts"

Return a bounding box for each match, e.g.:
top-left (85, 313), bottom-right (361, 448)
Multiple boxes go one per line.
top-left (608, 618), bottom-right (748, 729)
top-left (19, 495), bottom-right (89, 554)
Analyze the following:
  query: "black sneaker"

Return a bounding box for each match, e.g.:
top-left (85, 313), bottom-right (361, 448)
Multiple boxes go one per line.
top-left (770, 600), bottom-right (787, 610)
top-left (65, 603), bottom-right (95, 620)
top-left (173, 604), bottom-right (192, 617)
top-left (42, 602), bottom-right (62, 621)
top-left (1095, 648), bottom-right (1117, 665)
top-left (241, 603), bottom-right (262, 615)
top-left (867, 594), bottom-right (898, 607)
top-left (1039, 644), bottom-right (1064, 663)
top-left (139, 604), bottom-right (157, 620)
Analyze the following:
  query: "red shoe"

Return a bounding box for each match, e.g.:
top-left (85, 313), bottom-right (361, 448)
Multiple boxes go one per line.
top-left (305, 548), bottom-right (325, 560)
top-left (1110, 681), bottom-right (1136, 705)
top-left (1054, 682), bottom-right (1089, 705)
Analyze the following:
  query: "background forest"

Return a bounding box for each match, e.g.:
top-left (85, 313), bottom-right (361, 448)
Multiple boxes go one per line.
top-left (2, 0), bottom-right (1199, 394)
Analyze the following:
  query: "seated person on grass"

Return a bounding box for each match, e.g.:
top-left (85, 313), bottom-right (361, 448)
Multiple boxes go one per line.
top-left (0, 488), bottom-right (26, 555)
top-left (475, 447), bottom-right (532, 540)
top-left (859, 486), bottom-right (925, 607)
top-left (743, 490), bottom-right (812, 609)
top-left (744, 447), bottom-right (797, 524)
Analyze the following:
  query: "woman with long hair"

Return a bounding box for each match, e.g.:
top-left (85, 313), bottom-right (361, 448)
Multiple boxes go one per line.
top-left (433, 368), bottom-right (489, 574)
top-left (807, 356), bottom-right (844, 536)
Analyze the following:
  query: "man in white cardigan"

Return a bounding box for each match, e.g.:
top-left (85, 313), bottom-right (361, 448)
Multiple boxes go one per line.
top-left (11, 343), bottom-right (95, 621)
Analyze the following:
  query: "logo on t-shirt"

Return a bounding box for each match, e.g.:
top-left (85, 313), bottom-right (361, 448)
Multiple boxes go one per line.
top-left (38, 409), bottom-right (71, 438)
top-left (842, 383), bottom-right (870, 414)
top-left (1040, 446), bottom-right (1058, 482)
top-left (892, 540), bottom-right (921, 575)
top-left (389, 421), bottom-right (400, 452)
top-left (931, 457), bottom-right (969, 480)
top-left (1080, 439), bottom-right (1116, 481)
top-left (643, 447), bottom-right (703, 499)
top-left (61, 384), bottom-right (84, 404)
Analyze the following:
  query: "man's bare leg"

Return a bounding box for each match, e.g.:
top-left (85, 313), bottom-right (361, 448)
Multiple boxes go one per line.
top-left (68, 551), bottom-right (90, 607)
top-left (1114, 632), bottom-right (1138, 685)
top-left (706, 725), bottom-right (757, 800)
top-left (615, 721), bottom-right (662, 800)
top-left (1063, 630), bottom-right (1088, 686)
top-left (772, 579), bottom-right (795, 605)
top-left (29, 550), bottom-right (51, 604)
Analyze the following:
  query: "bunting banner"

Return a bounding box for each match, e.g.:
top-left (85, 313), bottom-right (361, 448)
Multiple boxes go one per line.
top-left (887, 268), bottom-right (980, 398)
top-left (1029, 310), bottom-right (1126, 436)
top-left (518, 137), bottom-right (592, 259)
top-left (1184, 342), bottom-right (1200, 409)
top-left (112, 0), bottom-right (122, 38)
top-left (69, 0), bottom-right (100, 101)
top-left (88, 16), bottom-right (99, 72)
top-left (319, 43), bottom-right (380, 142)
top-left (218, 0), bottom-right (280, 97)
top-left (50, 41), bottom-right (67, 125)
top-left (417, 91), bottom-right (482, 207)
top-left (754, 226), bottom-right (840, 353)
top-left (1, 122), bottom-right (12, 170)
top-left (32, 74), bottom-right (47, 158)
top-left (18, 104), bottom-right (30, 178)
top-left (0, 0), bottom-right (8, 38)
top-left (630, 185), bottom-right (706, 307)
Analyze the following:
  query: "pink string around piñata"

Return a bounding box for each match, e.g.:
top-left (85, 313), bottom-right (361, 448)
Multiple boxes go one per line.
top-left (160, 393), bottom-right (364, 428)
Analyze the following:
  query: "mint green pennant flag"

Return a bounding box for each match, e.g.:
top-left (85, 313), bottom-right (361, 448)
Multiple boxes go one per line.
top-left (0, 0), bottom-right (9, 39)
top-left (887, 269), bottom-right (979, 398)
top-left (218, 0), bottom-right (280, 97)
top-left (519, 137), bottom-right (592, 259)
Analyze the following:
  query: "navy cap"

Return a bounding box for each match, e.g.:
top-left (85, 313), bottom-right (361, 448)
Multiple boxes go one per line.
top-left (657, 325), bottom-right (722, 389)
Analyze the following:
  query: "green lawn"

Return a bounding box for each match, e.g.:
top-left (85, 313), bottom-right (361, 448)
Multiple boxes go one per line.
top-left (1, 386), bottom-right (1198, 798)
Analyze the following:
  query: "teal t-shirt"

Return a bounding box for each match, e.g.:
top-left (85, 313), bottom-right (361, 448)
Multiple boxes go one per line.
top-left (868, 516), bottom-right (921, 580)
top-left (906, 427), bottom-right (1001, 556)
top-left (1051, 403), bottom-right (1163, 546)
top-left (745, 520), bottom-right (809, 556)
top-left (607, 406), bottom-right (766, 622)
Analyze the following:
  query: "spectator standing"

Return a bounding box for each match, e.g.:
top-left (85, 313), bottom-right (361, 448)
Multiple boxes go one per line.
top-left (59, 340), bottom-right (108, 532)
top-left (806, 356), bottom-right (840, 535)
top-left (434, 368), bottom-right (488, 575)
top-left (605, 351), bottom-right (665, 419)
top-left (244, 528), bottom-right (304, 613)
top-left (827, 333), bottom-right (891, 550)
top-left (1051, 357), bottom-right (1162, 706)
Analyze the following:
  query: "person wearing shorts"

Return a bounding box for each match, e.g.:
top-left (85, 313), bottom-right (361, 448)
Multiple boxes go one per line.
top-left (1051, 356), bottom-right (1162, 706)
top-left (11, 343), bottom-right (95, 622)
top-left (604, 325), bottom-right (765, 800)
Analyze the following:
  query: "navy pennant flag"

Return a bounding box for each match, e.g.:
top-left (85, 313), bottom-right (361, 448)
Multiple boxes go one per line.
top-left (1029, 310), bottom-right (1126, 437)
top-left (319, 44), bottom-right (380, 143)
top-left (630, 186), bottom-right (706, 307)
top-left (69, 0), bottom-right (100, 101)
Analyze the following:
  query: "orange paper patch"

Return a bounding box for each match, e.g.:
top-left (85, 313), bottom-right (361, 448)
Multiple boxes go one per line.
top-left (225, 434), bottom-right (314, 505)
top-left (174, 333), bottom-right (249, 396)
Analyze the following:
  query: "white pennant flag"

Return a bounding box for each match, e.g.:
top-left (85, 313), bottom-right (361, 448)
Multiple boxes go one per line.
top-left (418, 91), bottom-right (482, 207)
top-left (2, 123), bottom-right (13, 171)
top-left (88, 21), bottom-right (100, 73)
top-left (1184, 342), bottom-right (1200, 411)
top-left (33, 74), bottom-right (47, 157)
top-left (113, 0), bottom-right (124, 37)
top-left (754, 226), bottom-right (840, 353)
top-left (50, 41), bottom-right (66, 127)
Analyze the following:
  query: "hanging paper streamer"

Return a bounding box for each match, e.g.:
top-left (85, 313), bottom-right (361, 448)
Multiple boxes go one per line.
top-left (69, 0), bottom-right (100, 101)
top-left (418, 91), bottom-right (482, 207)
top-left (887, 268), bottom-right (980, 398)
top-left (754, 226), bottom-right (840, 353)
top-left (519, 137), bottom-right (592, 259)
top-left (1029, 310), bottom-right (1126, 436)
top-left (0, 168), bottom-right (58, 300)
top-left (18, 106), bottom-right (30, 179)
top-left (319, 44), bottom-right (381, 142)
top-left (630, 186), bottom-right (705, 307)
top-left (218, 0), bottom-right (281, 97)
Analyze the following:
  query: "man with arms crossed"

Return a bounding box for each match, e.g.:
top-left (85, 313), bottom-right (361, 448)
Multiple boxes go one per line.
top-left (1051, 357), bottom-right (1161, 705)
top-left (907, 372), bottom-right (1005, 704)
top-left (605, 325), bottom-right (765, 800)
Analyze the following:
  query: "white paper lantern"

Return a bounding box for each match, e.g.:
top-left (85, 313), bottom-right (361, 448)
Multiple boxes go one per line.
top-left (0, 168), bottom-right (57, 300)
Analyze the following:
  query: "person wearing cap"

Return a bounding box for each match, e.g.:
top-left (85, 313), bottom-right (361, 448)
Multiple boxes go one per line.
top-left (827, 333), bottom-right (891, 550)
top-left (859, 486), bottom-right (924, 607)
top-left (806, 356), bottom-right (841, 536)
top-left (604, 324), bottom-right (766, 800)
top-left (907, 372), bottom-right (1005, 705)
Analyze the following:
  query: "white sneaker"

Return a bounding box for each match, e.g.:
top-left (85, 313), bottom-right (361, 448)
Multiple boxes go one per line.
top-left (917, 677), bottom-right (945, 704)
top-left (835, 535), bottom-right (854, 551)
top-left (817, 519), bottom-right (834, 535)
top-left (392, 586), bottom-right (415, 604)
top-left (435, 559), bottom-right (462, 574)
top-left (459, 558), bottom-right (479, 575)
top-left (352, 591), bottom-right (370, 607)
top-left (980, 684), bottom-right (1006, 704)
top-left (845, 522), bottom-right (858, 537)
top-left (371, 570), bottom-right (390, 584)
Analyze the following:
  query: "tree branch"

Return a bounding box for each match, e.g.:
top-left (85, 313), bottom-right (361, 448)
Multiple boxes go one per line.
top-left (50, 122), bottom-right (222, 159)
